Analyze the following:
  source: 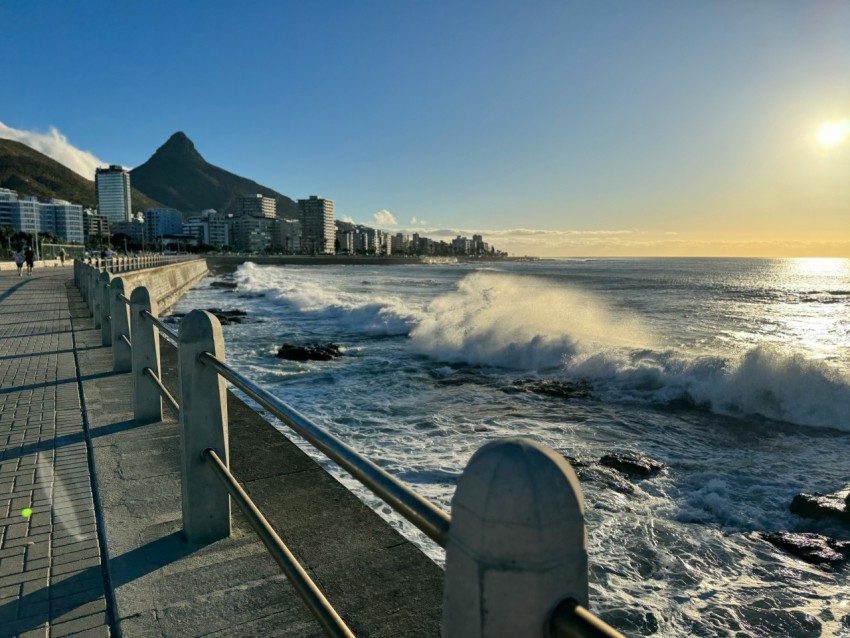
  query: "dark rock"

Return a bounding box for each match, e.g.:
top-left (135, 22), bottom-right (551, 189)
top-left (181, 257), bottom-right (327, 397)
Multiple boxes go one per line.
top-left (790, 492), bottom-right (850, 524)
top-left (509, 379), bottom-right (594, 400)
top-left (277, 343), bottom-right (342, 362)
top-left (205, 308), bottom-right (248, 325)
top-left (757, 531), bottom-right (850, 568)
top-left (574, 463), bottom-right (635, 495)
top-left (599, 452), bottom-right (665, 479)
top-left (210, 281), bottom-right (238, 289)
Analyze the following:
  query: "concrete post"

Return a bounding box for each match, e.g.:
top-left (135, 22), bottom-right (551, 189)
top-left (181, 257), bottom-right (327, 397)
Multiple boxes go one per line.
top-left (178, 310), bottom-right (230, 543)
top-left (91, 268), bottom-right (101, 325)
top-left (130, 287), bottom-right (162, 424)
top-left (442, 438), bottom-right (588, 638)
top-left (100, 271), bottom-right (112, 346)
top-left (110, 278), bottom-right (131, 373)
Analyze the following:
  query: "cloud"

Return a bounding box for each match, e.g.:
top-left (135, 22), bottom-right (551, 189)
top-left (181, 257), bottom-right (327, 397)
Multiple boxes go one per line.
top-left (411, 216), bottom-right (428, 226)
top-left (341, 215), bottom-right (355, 223)
top-left (0, 121), bottom-right (107, 179)
top-left (372, 209), bottom-right (398, 227)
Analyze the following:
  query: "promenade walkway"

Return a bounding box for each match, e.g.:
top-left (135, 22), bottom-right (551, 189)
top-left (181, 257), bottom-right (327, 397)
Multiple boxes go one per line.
top-left (0, 267), bottom-right (443, 637)
top-left (0, 269), bottom-right (110, 637)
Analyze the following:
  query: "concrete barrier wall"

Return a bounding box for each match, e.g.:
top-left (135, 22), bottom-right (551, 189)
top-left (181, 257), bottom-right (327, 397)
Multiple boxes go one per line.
top-left (110, 259), bottom-right (209, 313)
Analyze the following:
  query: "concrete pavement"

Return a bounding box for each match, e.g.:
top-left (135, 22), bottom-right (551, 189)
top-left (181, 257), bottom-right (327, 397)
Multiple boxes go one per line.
top-left (0, 268), bottom-right (111, 638)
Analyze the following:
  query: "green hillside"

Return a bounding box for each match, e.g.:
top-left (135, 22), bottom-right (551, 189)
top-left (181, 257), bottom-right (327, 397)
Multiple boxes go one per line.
top-left (0, 138), bottom-right (162, 211)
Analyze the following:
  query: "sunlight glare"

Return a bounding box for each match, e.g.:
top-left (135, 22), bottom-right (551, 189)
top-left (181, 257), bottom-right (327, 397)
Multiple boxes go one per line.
top-left (789, 257), bottom-right (850, 277)
top-left (816, 119), bottom-right (850, 148)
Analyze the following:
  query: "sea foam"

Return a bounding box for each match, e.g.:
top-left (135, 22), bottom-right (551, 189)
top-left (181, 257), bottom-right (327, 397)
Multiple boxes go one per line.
top-left (409, 271), bottom-right (850, 429)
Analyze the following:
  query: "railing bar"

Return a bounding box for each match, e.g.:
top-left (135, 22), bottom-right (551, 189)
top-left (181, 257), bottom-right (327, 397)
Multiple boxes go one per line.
top-left (141, 310), bottom-right (180, 344)
top-left (203, 448), bottom-right (356, 638)
top-left (118, 293), bottom-right (131, 305)
top-left (549, 599), bottom-right (625, 638)
top-left (199, 351), bottom-right (451, 547)
top-left (121, 334), bottom-right (132, 349)
top-left (143, 367), bottom-right (180, 418)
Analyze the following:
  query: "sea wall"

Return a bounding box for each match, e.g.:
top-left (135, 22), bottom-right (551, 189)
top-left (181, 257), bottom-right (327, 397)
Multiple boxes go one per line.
top-left (110, 258), bottom-right (209, 312)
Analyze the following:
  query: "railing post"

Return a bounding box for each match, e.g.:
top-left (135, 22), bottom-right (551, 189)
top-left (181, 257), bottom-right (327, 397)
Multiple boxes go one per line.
top-left (178, 309), bottom-right (230, 543)
top-left (100, 271), bottom-right (112, 346)
top-left (442, 438), bottom-right (588, 638)
top-left (91, 267), bottom-right (101, 325)
top-left (130, 287), bottom-right (162, 424)
top-left (110, 278), bottom-right (131, 372)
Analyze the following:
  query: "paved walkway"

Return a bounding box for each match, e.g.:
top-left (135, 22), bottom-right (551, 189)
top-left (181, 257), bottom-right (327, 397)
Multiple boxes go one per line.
top-left (0, 266), bottom-right (444, 637)
top-left (0, 269), bottom-right (111, 638)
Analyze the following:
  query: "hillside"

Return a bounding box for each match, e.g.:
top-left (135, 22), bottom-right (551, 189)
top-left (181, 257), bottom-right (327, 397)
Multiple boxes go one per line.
top-left (130, 132), bottom-right (297, 216)
top-left (0, 138), bottom-right (162, 211)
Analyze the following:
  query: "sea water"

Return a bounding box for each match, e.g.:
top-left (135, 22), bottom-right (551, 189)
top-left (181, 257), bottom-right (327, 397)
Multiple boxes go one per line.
top-left (173, 257), bottom-right (850, 636)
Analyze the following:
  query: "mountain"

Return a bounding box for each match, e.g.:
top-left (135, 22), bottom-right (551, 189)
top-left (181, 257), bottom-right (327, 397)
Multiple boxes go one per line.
top-left (0, 138), bottom-right (163, 212)
top-left (130, 132), bottom-right (297, 217)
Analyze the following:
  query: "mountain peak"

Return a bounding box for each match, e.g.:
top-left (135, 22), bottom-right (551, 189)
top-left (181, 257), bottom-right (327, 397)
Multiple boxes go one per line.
top-left (130, 132), bottom-right (297, 216)
top-left (154, 131), bottom-right (202, 161)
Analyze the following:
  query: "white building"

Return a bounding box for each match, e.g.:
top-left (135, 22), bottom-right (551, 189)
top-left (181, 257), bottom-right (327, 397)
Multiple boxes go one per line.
top-left (185, 209), bottom-right (231, 248)
top-left (297, 196), bottom-right (335, 254)
top-left (0, 189), bottom-right (84, 244)
top-left (278, 219), bottom-right (301, 253)
top-left (95, 165), bottom-right (132, 223)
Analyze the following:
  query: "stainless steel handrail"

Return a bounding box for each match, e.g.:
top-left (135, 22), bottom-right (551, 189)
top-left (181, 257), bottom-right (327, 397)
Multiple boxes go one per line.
top-left (199, 351), bottom-right (451, 547)
top-left (118, 294), bottom-right (131, 305)
top-left (143, 367), bottom-right (180, 417)
top-left (203, 448), bottom-right (355, 638)
top-left (549, 599), bottom-right (625, 638)
top-left (141, 310), bottom-right (180, 344)
top-left (121, 334), bottom-right (132, 348)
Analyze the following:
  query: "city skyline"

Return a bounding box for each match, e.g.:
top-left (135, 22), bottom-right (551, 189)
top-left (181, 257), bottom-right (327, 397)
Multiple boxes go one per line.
top-left (2, 1), bottom-right (849, 257)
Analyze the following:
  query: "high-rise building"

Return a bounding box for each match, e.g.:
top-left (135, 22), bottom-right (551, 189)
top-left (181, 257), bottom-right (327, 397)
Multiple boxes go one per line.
top-left (144, 208), bottom-right (184, 242)
top-left (44, 200), bottom-right (85, 244)
top-left (95, 165), bottom-right (132, 223)
top-left (83, 211), bottom-right (110, 245)
top-left (236, 194), bottom-right (276, 219)
top-left (0, 189), bottom-right (84, 244)
top-left (185, 210), bottom-right (232, 248)
top-left (297, 196), bottom-right (335, 254)
top-left (277, 219), bottom-right (302, 253)
top-left (232, 195), bottom-right (277, 252)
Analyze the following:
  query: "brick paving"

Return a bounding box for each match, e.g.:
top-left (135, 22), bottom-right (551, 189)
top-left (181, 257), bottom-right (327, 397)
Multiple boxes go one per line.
top-left (0, 269), bottom-right (111, 638)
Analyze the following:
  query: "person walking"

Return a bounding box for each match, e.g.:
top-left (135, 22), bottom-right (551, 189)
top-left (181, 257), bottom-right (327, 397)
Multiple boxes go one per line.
top-left (24, 246), bottom-right (35, 276)
top-left (58, 247), bottom-right (66, 266)
top-left (13, 249), bottom-right (24, 277)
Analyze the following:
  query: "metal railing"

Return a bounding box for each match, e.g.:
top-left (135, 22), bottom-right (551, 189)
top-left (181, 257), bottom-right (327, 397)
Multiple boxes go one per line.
top-left (73, 259), bottom-right (625, 638)
top-left (204, 448), bottom-right (355, 637)
top-left (200, 351), bottom-right (451, 546)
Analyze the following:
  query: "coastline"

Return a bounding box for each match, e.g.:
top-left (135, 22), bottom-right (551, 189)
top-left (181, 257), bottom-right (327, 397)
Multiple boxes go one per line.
top-left (205, 253), bottom-right (538, 274)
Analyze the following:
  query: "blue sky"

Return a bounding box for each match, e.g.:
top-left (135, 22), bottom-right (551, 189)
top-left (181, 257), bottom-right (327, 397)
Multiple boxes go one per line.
top-left (2, 1), bottom-right (849, 256)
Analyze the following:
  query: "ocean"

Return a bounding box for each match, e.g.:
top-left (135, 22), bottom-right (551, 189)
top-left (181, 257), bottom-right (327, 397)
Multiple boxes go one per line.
top-left (172, 257), bottom-right (850, 637)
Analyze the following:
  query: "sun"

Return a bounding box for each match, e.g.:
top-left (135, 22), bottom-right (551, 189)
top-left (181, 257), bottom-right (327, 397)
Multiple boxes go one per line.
top-left (816, 119), bottom-right (849, 148)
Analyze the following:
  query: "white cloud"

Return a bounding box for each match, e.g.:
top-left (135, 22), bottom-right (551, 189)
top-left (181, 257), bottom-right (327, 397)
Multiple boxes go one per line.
top-left (0, 121), bottom-right (107, 179)
top-left (372, 209), bottom-right (398, 227)
top-left (341, 215), bottom-right (355, 223)
top-left (410, 216), bottom-right (428, 226)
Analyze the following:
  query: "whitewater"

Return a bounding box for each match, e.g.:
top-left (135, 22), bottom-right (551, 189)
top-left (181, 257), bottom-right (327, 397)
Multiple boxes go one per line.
top-left (173, 257), bottom-right (850, 636)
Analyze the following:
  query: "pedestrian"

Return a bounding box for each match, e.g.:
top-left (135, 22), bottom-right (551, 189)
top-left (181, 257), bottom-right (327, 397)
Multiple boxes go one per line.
top-left (58, 247), bottom-right (66, 266)
top-left (13, 250), bottom-right (24, 277)
top-left (24, 246), bottom-right (35, 276)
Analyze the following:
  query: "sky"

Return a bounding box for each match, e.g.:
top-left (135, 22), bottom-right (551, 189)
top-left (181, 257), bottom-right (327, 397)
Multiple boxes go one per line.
top-left (1, 1), bottom-right (849, 257)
